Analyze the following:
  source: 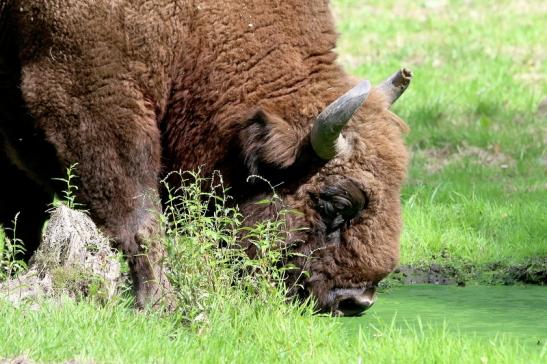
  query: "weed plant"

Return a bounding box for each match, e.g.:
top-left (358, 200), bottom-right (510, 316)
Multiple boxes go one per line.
top-left (161, 171), bottom-right (305, 324)
top-left (0, 214), bottom-right (27, 281)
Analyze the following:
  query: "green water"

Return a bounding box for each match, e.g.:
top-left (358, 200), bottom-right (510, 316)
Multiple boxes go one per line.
top-left (345, 285), bottom-right (547, 347)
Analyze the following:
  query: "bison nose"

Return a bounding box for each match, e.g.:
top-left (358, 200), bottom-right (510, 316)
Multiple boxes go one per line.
top-left (329, 288), bottom-right (376, 317)
top-left (336, 295), bottom-right (374, 316)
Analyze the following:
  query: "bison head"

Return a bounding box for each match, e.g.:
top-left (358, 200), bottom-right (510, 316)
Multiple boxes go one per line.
top-left (236, 69), bottom-right (411, 316)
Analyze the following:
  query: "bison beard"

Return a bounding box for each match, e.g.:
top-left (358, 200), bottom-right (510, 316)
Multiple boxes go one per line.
top-left (0, 0), bottom-right (411, 316)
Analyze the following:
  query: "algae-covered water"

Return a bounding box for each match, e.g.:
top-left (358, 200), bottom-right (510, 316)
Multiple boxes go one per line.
top-left (345, 285), bottom-right (547, 347)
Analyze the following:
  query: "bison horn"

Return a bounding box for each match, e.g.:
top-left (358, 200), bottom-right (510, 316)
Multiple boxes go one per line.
top-left (310, 80), bottom-right (371, 160)
top-left (378, 68), bottom-right (412, 106)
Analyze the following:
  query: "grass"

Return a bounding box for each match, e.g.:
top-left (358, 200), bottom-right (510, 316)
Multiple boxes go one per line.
top-left (1, 1), bottom-right (546, 363)
top-left (1, 297), bottom-right (544, 364)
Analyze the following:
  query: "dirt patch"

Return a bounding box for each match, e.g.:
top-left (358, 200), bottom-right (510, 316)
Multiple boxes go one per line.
top-left (419, 146), bottom-right (452, 174)
top-left (537, 97), bottom-right (547, 119)
top-left (505, 181), bottom-right (547, 193)
top-left (0, 357), bottom-right (33, 364)
top-left (0, 358), bottom-right (92, 364)
top-left (418, 143), bottom-right (516, 174)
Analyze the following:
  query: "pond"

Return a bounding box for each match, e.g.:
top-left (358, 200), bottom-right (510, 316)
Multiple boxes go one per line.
top-left (343, 285), bottom-right (547, 347)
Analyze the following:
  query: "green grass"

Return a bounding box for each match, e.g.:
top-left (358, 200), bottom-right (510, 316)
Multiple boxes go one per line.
top-left (1, 1), bottom-right (546, 363)
top-left (334, 0), bottom-right (546, 265)
top-left (1, 296), bottom-right (544, 364)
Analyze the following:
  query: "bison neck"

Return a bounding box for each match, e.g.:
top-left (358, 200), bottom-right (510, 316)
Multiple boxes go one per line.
top-left (161, 0), bottom-right (351, 192)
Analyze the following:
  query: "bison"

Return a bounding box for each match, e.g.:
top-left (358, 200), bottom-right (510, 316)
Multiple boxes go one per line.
top-left (0, 0), bottom-right (411, 316)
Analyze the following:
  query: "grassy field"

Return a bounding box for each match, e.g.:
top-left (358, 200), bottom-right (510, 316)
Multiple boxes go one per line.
top-left (334, 0), bottom-right (546, 265)
top-left (1, 1), bottom-right (546, 363)
top-left (1, 296), bottom-right (545, 364)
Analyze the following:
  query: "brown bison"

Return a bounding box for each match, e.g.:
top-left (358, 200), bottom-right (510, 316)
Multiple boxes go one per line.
top-left (0, 0), bottom-right (411, 316)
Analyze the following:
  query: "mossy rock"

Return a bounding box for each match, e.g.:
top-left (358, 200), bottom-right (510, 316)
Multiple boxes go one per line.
top-left (1, 205), bottom-right (121, 305)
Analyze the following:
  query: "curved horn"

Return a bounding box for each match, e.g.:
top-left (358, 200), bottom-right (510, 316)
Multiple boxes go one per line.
top-left (311, 80), bottom-right (371, 160)
top-left (378, 68), bottom-right (412, 106)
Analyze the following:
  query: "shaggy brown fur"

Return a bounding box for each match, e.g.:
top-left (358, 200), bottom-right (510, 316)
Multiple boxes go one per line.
top-left (0, 0), bottom-right (409, 312)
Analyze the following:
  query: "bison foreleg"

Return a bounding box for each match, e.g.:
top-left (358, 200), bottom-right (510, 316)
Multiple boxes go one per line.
top-left (19, 61), bottom-right (174, 309)
top-left (118, 196), bottom-right (175, 310)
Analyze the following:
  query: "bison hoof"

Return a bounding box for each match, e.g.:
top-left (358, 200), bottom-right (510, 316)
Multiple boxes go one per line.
top-left (136, 278), bottom-right (177, 312)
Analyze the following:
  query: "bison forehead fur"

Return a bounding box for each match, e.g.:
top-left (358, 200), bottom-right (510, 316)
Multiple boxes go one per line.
top-left (0, 0), bottom-right (409, 314)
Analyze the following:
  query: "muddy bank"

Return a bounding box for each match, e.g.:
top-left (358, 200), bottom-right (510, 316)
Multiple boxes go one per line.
top-left (389, 257), bottom-right (547, 286)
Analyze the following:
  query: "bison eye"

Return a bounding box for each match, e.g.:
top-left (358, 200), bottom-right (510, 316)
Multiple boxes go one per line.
top-left (314, 182), bottom-right (367, 232)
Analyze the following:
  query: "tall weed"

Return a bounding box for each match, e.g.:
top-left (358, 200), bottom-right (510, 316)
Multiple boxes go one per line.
top-left (161, 171), bottom-right (305, 324)
top-left (0, 214), bottom-right (27, 281)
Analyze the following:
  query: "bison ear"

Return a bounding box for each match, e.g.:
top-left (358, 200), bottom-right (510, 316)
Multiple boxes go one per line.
top-left (239, 108), bottom-right (305, 175)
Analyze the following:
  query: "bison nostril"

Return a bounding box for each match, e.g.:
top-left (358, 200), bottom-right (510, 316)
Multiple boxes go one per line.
top-left (337, 296), bottom-right (374, 317)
